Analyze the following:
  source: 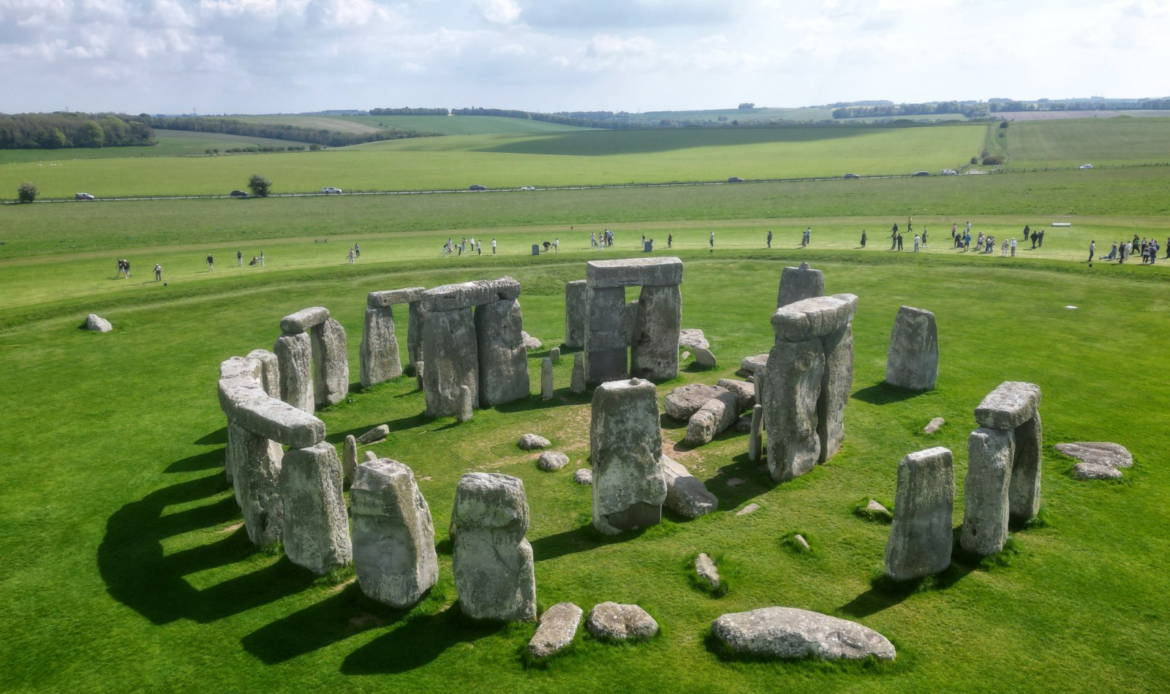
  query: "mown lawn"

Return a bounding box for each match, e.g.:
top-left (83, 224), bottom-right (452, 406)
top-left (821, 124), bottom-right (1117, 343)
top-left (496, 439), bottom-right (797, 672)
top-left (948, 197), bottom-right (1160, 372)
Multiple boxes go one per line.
top-left (1, 246), bottom-right (1168, 693)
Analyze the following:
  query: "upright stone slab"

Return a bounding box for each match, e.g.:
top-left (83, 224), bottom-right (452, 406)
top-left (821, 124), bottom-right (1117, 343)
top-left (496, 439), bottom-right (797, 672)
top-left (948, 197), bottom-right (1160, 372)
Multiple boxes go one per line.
top-left (818, 322), bottom-right (853, 462)
top-left (961, 428), bottom-right (1015, 556)
top-left (407, 301), bottom-right (424, 367)
top-left (590, 378), bottom-right (667, 535)
top-left (279, 442), bottom-right (352, 574)
top-left (474, 298), bottom-right (529, 407)
top-left (274, 332), bottom-right (314, 414)
top-left (457, 385), bottom-right (473, 423)
top-left (246, 349), bottom-right (281, 398)
top-left (776, 262), bottom-right (825, 308)
top-left (360, 305), bottom-right (401, 387)
top-left (311, 318), bottom-right (349, 408)
top-left (226, 420), bottom-right (284, 546)
top-left (421, 305), bottom-right (479, 418)
top-left (630, 285), bottom-right (681, 381)
top-left (541, 358), bottom-right (554, 401)
top-left (584, 286), bottom-right (628, 386)
top-left (884, 447), bottom-right (954, 581)
top-left (564, 280), bottom-right (587, 349)
top-left (1009, 412), bottom-right (1042, 522)
top-left (763, 338), bottom-right (824, 482)
top-left (350, 459), bottom-right (439, 608)
top-left (570, 352), bottom-right (586, 394)
top-left (749, 404), bottom-right (763, 462)
top-left (451, 473), bottom-right (537, 622)
top-left (343, 435), bottom-right (358, 485)
top-left (885, 306), bottom-right (939, 391)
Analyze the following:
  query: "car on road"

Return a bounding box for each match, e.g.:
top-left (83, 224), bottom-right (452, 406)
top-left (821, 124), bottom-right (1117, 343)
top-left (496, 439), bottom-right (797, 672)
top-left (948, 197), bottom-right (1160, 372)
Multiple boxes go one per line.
top-left (322, 187), bottom-right (342, 194)
top-left (469, 184), bottom-right (487, 191)
top-left (843, 173), bottom-right (860, 179)
top-left (1080, 164), bottom-right (1094, 169)
top-left (727, 176), bottom-right (744, 183)
top-left (520, 186), bottom-right (536, 191)
top-left (75, 192), bottom-right (95, 200)
top-left (912, 171), bottom-right (931, 177)
top-left (230, 190), bottom-right (249, 198)
top-left (941, 169), bottom-right (958, 175)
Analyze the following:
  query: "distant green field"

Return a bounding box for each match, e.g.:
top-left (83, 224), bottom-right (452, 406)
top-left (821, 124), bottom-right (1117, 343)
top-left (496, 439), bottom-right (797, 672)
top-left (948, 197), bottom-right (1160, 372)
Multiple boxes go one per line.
top-left (1004, 118), bottom-right (1170, 169)
top-left (635, 106), bottom-right (836, 123)
top-left (0, 130), bottom-right (314, 165)
top-left (339, 115), bottom-right (589, 135)
top-left (0, 124), bottom-right (986, 198)
top-left (230, 115), bottom-right (383, 134)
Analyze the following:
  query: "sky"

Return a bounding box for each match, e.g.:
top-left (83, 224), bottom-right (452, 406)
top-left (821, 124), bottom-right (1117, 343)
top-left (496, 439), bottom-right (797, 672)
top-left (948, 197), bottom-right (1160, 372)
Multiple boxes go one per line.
top-left (1, 0), bottom-right (1168, 114)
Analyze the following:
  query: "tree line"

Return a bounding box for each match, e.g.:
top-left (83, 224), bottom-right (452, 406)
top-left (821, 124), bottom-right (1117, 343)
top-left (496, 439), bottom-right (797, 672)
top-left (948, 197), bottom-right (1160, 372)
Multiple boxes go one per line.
top-left (0, 113), bottom-right (154, 150)
top-left (833, 98), bottom-right (1170, 119)
top-left (369, 107), bottom-right (448, 116)
top-left (139, 116), bottom-right (427, 147)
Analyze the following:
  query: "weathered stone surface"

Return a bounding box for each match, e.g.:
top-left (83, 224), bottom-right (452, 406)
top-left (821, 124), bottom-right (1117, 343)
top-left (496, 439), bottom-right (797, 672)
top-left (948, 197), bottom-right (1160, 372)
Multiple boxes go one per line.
top-left (550, 347), bottom-right (561, 363)
top-left (360, 306), bottom-right (401, 387)
top-left (529, 602), bottom-right (583, 659)
top-left (681, 351), bottom-right (691, 361)
top-left (364, 450), bottom-right (378, 463)
top-left (695, 553), bottom-right (720, 589)
top-left (226, 420), bottom-right (284, 546)
top-left (771, 294), bottom-right (858, 343)
top-left (219, 356), bottom-right (325, 448)
top-left (590, 379), bottom-right (666, 535)
top-left (342, 435), bottom-right (358, 484)
top-left (975, 381), bottom-right (1041, 430)
top-left (415, 361), bottom-right (425, 390)
top-left (738, 354), bottom-right (769, 379)
top-left (452, 473), bottom-right (537, 622)
top-left (541, 357), bottom-right (554, 401)
top-left (961, 427), bottom-right (1014, 556)
top-left (924, 417), bottom-right (946, 434)
top-left (564, 280), bottom-right (588, 349)
top-left (1009, 412), bottom-right (1042, 522)
top-left (279, 442), bottom-right (352, 574)
top-left (280, 306), bottom-right (330, 334)
top-left (711, 607), bottom-right (896, 661)
top-left (407, 301), bottom-right (424, 367)
top-left (357, 424), bottom-right (389, 444)
top-left (749, 404), bottom-right (763, 461)
top-left (884, 447), bottom-right (954, 581)
top-left (422, 277), bottom-right (521, 312)
top-left (685, 390), bottom-right (740, 446)
top-left (793, 534), bottom-right (811, 552)
top-left (630, 285), bottom-right (681, 381)
top-left (866, 499), bottom-right (892, 519)
top-left (537, 451), bottom-right (570, 471)
top-left (817, 322), bottom-right (853, 463)
top-left (717, 379), bottom-right (756, 412)
top-left (586, 257), bottom-right (683, 289)
top-left (311, 318), bottom-right (349, 408)
top-left (763, 337), bottom-right (824, 482)
top-left (1055, 442), bottom-right (1132, 469)
top-left (776, 262), bottom-right (825, 308)
top-left (350, 458), bottom-right (438, 608)
top-left (584, 285), bottom-right (628, 385)
top-left (664, 384), bottom-right (728, 421)
top-left (736, 415), bottom-right (752, 432)
top-left (422, 306), bottom-right (478, 417)
top-left (519, 433), bottom-right (550, 450)
top-left (1074, 463), bottom-right (1123, 480)
top-left (521, 331), bottom-right (542, 350)
top-left (274, 332), bottom-right (314, 414)
top-left (457, 385), bottom-right (473, 423)
top-left (84, 313), bottom-right (113, 332)
top-left (885, 306), bottom-right (939, 391)
top-left (679, 328), bottom-right (709, 351)
top-left (367, 287), bottom-right (425, 308)
top-left (475, 298), bottom-right (530, 407)
top-left (246, 349), bottom-right (281, 398)
top-left (570, 352), bottom-right (586, 394)
top-left (736, 503), bottom-right (761, 516)
top-left (662, 455), bottom-right (717, 518)
top-left (573, 468), bottom-right (593, 485)
top-left (693, 346), bottom-right (718, 368)
top-left (586, 602), bottom-right (659, 640)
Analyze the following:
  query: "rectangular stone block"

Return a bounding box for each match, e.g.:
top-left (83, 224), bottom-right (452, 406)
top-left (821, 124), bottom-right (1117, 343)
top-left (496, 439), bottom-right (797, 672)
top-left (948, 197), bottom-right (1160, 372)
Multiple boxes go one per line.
top-left (817, 322), bottom-right (853, 463)
top-left (764, 337), bottom-right (824, 482)
top-left (280, 306), bottom-right (330, 335)
top-left (360, 306), bottom-right (402, 388)
top-left (586, 257), bottom-right (684, 288)
top-left (245, 349), bottom-right (281, 398)
top-left (771, 294), bottom-right (858, 343)
top-left (367, 287), bottom-right (425, 308)
top-left (273, 333), bottom-right (314, 414)
top-left (961, 427), bottom-right (1014, 556)
top-left (227, 420), bottom-right (284, 547)
top-left (564, 280), bottom-right (587, 349)
top-left (280, 442), bottom-right (352, 575)
top-left (1010, 413), bottom-right (1042, 522)
top-left (630, 285), bottom-right (681, 382)
top-left (777, 264), bottom-right (825, 309)
top-left (590, 378), bottom-right (666, 535)
top-left (422, 306), bottom-right (479, 417)
top-left (421, 277), bottom-right (521, 312)
top-left (884, 447), bottom-right (954, 581)
top-left (407, 301), bottom-right (423, 367)
top-left (311, 318), bottom-right (349, 408)
top-left (475, 298), bottom-right (530, 407)
top-left (584, 286), bottom-right (628, 386)
top-left (885, 306), bottom-right (939, 391)
top-left (975, 381), bottom-right (1041, 430)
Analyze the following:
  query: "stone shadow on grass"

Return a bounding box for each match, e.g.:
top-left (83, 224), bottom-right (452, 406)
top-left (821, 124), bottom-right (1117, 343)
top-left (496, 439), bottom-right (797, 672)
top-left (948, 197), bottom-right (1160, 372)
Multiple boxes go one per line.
top-left (851, 381), bottom-right (923, 406)
top-left (837, 534), bottom-right (976, 619)
top-left (706, 452), bottom-right (777, 510)
top-left (341, 604), bottom-right (506, 675)
top-left (164, 448), bottom-right (226, 474)
top-left (530, 522), bottom-right (652, 563)
top-left (193, 427), bottom-right (227, 446)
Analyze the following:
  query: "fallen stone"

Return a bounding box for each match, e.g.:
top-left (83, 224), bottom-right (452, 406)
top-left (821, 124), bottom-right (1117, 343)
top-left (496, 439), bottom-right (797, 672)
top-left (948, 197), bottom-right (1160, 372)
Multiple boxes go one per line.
top-left (1074, 462), bottom-right (1123, 480)
top-left (679, 328), bottom-right (709, 351)
top-left (1055, 442), bottom-right (1132, 469)
top-left (695, 553), bottom-right (720, 589)
top-left (311, 318), bottom-right (349, 408)
top-left (521, 331), bottom-right (542, 350)
top-left (342, 435), bottom-right (358, 484)
top-left (684, 390), bottom-right (740, 446)
top-left (770, 294), bottom-right (858, 343)
top-left (681, 351), bottom-right (691, 361)
top-left (586, 602), bottom-right (659, 640)
top-left (975, 381), bottom-right (1041, 431)
top-left (563, 280), bottom-right (588, 349)
top-left (711, 607), bottom-right (896, 661)
top-left (586, 257), bottom-right (683, 289)
top-left (541, 357), bottom-right (554, 401)
top-left (777, 262), bottom-right (825, 308)
top-left (662, 455), bottom-right (717, 518)
top-left (84, 313), bottom-right (113, 332)
top-left (518, 433), bottom-right (550, 450)
top-left (457, 384), bottom-right (473, 423)
top-left (716, 378), bottom-right (756, 412)
top-left (924, 417), bottom-right (946, 434)
top-left (884, 447), bottom-right (954, 581)
top-left (528, 602), bottom-right (583, 660)
top-left (367, 287), bottom-right (425, 308)
top-left (279, 306), bottom-right (329, 334)
top-left (693, 346), bottom-right (718, 368)
top-left (793, 534), bottom-right (811, 552)
top-left (570, 352), bottom-right (586, 394)
top-left (279, 442), bottom-right (352, 575)
top-left (737, 354), bottom-right (769, 379)
top-left (537, 451), bottom-right (570, 471)
top-left (364, 451), bottom-right (379, 463)
top-left (885, 306), bottom-right (939, 391)
top-left (866, 499), bottom-right (892, 519)
top-left (735, 415), bottom-right (752, 433)
top-left (590, 379), bottom-right (667, 535)
top-left (665, 384), bottom-right (728, 421)
top-left (736, 503), bottom-right (761, 516)
top-left (573, 468), bottom-right (593, 485)
top-left (358, 424), bottom-right (390, 444)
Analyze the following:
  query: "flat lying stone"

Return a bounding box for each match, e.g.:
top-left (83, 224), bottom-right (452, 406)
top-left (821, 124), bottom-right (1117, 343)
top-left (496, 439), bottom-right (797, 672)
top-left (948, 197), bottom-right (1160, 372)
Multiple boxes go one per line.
top-left (357, 424), bottom-right (389, 444)
top-left (736, 503), bottom-right (761, 516)
top-left (537, 451), bottom-right (570, 471)
top-left (684, 390), bottom-right (739, 446)
top-left (975, 381), bottom-right (1041, 430)
top-left (421, 277), bottom-right (521, 311)
top-left (280, 306), bottom-right (330, 334)
top-left (865, 499), bottom-right (892, 520)
top-left (1074, 462), bottom-right (1123, 480)
top-left (586, 257), bottom-right (683, 288)
top-left (573, 468), bottom-right (593, 485)
top-left (679, 328), bottom-right (709, 350)
top-left (586, 602), bottom-right (659, 640)
top-left (1055, 442), bottom-right (1133, 469)
top-left (711, 607), bottom-right (896, 661)
top-left (529, 602), bottom-right (583, 660)
top-left (518, 434), bottom-right (550, 450)
top-left (367, 287), bottom-right (425, 308)
top-left (735, 415), bottom-right (752, 432)
top-left (662, 455), bottom-right (717, 518)
top-left (695, 553), bottom-right (720, 589)
top-left (793, 534), bottom-right (811, 552)
top-left (84, 313), bottom-right (113, 332)
top-left (664, 384), bottom-right (728, 421)
top-left (924, 417), bottom-right (946, 434)
top-left (771, 294), bottom-right (858, 343)
top-left (717, 378), bottom-right (755, 412)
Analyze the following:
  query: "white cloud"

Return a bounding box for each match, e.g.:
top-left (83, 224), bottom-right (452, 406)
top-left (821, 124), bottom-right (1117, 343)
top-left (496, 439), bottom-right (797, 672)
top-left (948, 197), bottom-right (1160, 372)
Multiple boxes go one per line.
top-left (475, 0), bottom-right (519, 25)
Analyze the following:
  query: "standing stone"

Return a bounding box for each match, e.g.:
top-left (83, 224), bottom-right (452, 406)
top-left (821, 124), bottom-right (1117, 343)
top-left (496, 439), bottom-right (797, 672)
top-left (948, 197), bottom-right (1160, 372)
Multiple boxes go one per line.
top-left (415, 361), bottom-right (425, 391)
top-left (749, 404), bottom-right (763, 462)
top-left (550, 347), bottom-right (561, 363)
top-left (1010, 412), bottom-right (1042, 523)
top-left (528, 602), bottom-right (583, 660)
top-left (311, 318), bottom-right (349, 408)
top-left (475, 298), bottom-right (530, 407)
top-left (885, 306), bottom-right (939, 391)
top-left (350, 459), bottom-right (439, 609)
top-left (407, 301), bottom-right (424, 367)
top-left (570, 353), bottom-right (586, 394)
top-left (818, 322), bottom-right (853, 462)
top-left (360, 306), bottom-right (401, 387)
top-left (541, 358), bottom-right (554, 401)
top-left (227, 420), bottom-right (284, 546)
top-left (961, 428), bottom-right (1015, 556)
top-left (684, 390), bottom-right (740, 447)
top-left (584, 286), bottom-right (628, 386)
top-left (246, 349), bottom-right (281, 398)
top-left (457, 385), bottom-right (473, 423)
top-left (279, 442), bottom-right (352, 574)
top-left (451, 473), bottom-right (537, 622)
top-left (763, 338), bottom-right (824, 482)
top-left (274, 332), bottom-right (314, 414)
top-left (630, 285), bottom-right (681, 381)
top-left (776, 262), bottom-right (825, 308)
top-left (564, 280), bottom-right (587, 349)
top-left (590, 378), bottom-right (666, 535)
top-left (342, 435), bottom-right (358, 485)
top-left (884, 447), bottom-right (954, 581)
top-left (421, 305), bottom-right (478, 418)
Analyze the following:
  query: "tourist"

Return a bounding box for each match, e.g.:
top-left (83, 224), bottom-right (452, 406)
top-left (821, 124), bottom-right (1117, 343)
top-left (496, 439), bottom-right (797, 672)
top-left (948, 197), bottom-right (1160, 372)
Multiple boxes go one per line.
top-left (348, 247), bottom-right (355, 264)
top-left (207, 253), bottom-right (214, 272)
top-left (965, 231), bottom-right (972, 251)
top-left (1038, 229), bottom-right (1045, 247)
top-left (492, 238), bottom-right (497, 255)
top-left (667, 233), bottom-right (673, 248)
top-left (890, 224), bottom-right (899, 250)
top-left (554, 238), bottom-right (559, 253)
top-left (1165, 237), bottom-right (1169, 259)
top-left (913, 234), bottom-right (920, 252)
top-left (951, 222), bottom-right (957, 238)
top-left (897, 233), bottom-right (904, 251)
top-left (124, 259), bottom-right (131, 278)
top-left (767, 230), bottom-right (772, 248)
top-left (154, 263), bottom-right (162, 281)
top-left (115, 259), bottom-right (123, 279)
top-left (709, 231), bottom-right (714, 251)
top-left (1088, 240), bottom-right (1095, 262)
top-left (237, 249), bottom-right (243, 266)
top-left (907, 215), bottom-right (913, 233)
top-left (1150, 239), bottom-right (1159, 264)
top-left (355, 243), bottom-right (361, 258)
top-left (1010, 238), bottom-right (1017, 256)
top-left (976, 232), bottom-right (984, 250)
top-left (477, 241), bottom-right (482, 256)
top-left (1002, 238), bottom-right (1009, 256)
top-left (261, 250), bottom-right (265, 266)
top-left (922, 228), bottom-right (928, 247)
top-left (860, 230), bottom-right (867, 248)
top-left (590, 231), bottom-right (597, 248)
top-left (966, 221), bottom-right (972, 235)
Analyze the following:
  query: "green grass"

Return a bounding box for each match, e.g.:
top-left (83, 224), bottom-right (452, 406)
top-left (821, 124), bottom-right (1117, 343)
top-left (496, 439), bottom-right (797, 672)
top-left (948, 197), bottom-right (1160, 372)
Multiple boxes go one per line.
top-left (1003, 117), bottom-right (1170, 169)
top-left (230, 115), bottom-right (385, 134)
top-left (337, 115), bottom-right (590, 135)
top-left (0, 130), bottom-right (315, 165)
top-left (0, 124), bottom-right (987, 198)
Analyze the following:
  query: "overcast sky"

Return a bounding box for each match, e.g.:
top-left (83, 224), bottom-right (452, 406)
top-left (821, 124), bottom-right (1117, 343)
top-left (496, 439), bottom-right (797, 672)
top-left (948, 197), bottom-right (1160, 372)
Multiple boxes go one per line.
top-left (2, 0), bottom-right (1168, 114)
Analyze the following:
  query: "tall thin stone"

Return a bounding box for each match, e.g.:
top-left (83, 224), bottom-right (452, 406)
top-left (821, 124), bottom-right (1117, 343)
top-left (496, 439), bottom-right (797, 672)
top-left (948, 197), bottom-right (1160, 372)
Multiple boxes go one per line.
top-left (360, 305), bottom-right (401, 387)
top-left (818, 322), bottom-right (853, 462)
top-left (590, 378), bottom-right (666, 534)
top-left (342, 435), bottom-right (358, 485)
top-left (630, 284), bottom-right (681, 381)
top-left (1010, 412), bottom-right (1042, 522)
top-left (749, 404), bottom-right (763, 462)
top-left (584, 286), bottom-right (628, 386)
top-left (884, 447), bottom-right (954, 581)
top-left (407, 301), bottom-right (424, 367)
top-left (961, 427), bottom-right (1014, 556)
top-left (763, 338), bottom-right (824, 482)
top-left (570, 352), bottom-right (586, 394)
top-left (457, 385), bottom-right (473, 423)
top-left (279, 441), bottom-right (352, 574)
top-left (421, 306), bottom-right (478, 417)
top-left (564, 280), bottom-right (587, 349)
top-left (474, 298), bottom-right (529, 407)
top-left (541, 357), bottom-right (554, 401)
top-left (274, 332), bottom-right (314, 414)
top-left (311, 317), bottom-right (349, 408)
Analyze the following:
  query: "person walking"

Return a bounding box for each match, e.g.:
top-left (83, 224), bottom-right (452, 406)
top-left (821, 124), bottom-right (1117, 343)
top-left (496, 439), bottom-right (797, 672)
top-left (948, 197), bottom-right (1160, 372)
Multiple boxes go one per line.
top-left (860, 230), bottom-right (867, 248)
top-left (913, 234), bottom-right (921, 252)
top-left (1088, 240), bottom-right (1095, 262)
top-left (667, 233), bottom-right (673, 248)
top-left (1010, 238), bottom-right (1017, 257)
top-left (492, 238), bottom-right (497, 255)
top-left (890, 224), bottom-right (899, 250)
top-left (207, 254), bottom-right (214, 272)
top-left (348, 247), bottom-right (355, 264)
top-left (709, 231), bottom-right (715, 251)
top-left (260, 250), bottom-right (265, 267)
top-left (154, 263), bottom-right (162, 281)
top-left (1038, 229), bottom-right (1045, 247)
top-left (115, 259), bottom-right (124, 279)
top-left (952, 222), bottom-right (957, 239)
top-left (922, 228), bottom-right (928, 247)
top-left (355, 243), bottom-right (361, 258)
top-left (477, 241), bottom-right (482, 256)
top-left (767, 230), bottom-right (772, 248)
top-left (897, 233), bottom-right (904, 251)
top-left (591, 231), bottom-right (597, 248)
top-left (554, 238), bottom-right (559, 253)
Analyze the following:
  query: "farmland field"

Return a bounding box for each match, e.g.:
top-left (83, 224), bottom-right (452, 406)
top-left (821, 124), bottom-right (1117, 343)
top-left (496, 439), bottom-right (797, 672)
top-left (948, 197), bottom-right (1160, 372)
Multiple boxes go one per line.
top-left (0, 130), bottom-right (314, 165)
top-left (1002, 117), bottom-right (1170, 169)
top-left (338, 115), bottom-right (590, 135)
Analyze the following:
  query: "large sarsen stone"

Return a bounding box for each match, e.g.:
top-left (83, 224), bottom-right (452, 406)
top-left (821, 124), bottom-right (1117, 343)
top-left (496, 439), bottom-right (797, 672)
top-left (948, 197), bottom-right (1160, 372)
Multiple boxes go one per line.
top-left (884, 447), bottom-right (954, 581)
top-left (279, 442), bottom-right (352, 575)
top-left (885, 306), bottom-right (939, 391)
top-left (711, 607), bottom-right (896, 661)
top-left (590, 378), bottom-right (666, 535)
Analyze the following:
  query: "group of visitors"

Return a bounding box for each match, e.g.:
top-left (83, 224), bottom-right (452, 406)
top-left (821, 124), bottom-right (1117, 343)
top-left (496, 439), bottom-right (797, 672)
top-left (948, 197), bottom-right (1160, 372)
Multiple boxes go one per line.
top-left (592, 230), bottom-right (616, 248)
top-left (800, 228), bottom-right (812, 247)
top-left (1096, 235), bottom-right (1164, 264)
top-left (115, 259), bottom-right (132, 278)
top-left (206, 251), bottom-right (264, 272)
top-left (442, 237), bottom-right (495, 257)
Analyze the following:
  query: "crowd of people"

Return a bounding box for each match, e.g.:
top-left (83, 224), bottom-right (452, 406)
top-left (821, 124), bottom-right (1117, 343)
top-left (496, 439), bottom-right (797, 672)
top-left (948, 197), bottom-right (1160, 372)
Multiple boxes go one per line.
top-left (1094, 235), bottom-right (1164, 264)
top-left (442, 237), bottom-right (492, 257)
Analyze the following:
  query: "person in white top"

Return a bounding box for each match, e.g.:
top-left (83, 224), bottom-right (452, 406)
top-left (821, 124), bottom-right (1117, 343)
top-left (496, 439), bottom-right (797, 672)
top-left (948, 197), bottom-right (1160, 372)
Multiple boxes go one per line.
top-left (491, 239), bottom-right (497, 255)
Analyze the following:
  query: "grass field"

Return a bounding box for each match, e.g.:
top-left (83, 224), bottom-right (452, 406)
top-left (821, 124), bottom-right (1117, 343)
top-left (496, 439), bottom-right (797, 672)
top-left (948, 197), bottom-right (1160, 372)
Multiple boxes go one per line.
top-left (231, 115), bottom-right (386, 134)
top-left (1003, 117), bottom-right (1170, 169)
top-left (0, 130), bottom-right (315, 166)
top-left (0, 124), bottom-right (987, 198)
top-left (338, 115), bottom-right (590, 135)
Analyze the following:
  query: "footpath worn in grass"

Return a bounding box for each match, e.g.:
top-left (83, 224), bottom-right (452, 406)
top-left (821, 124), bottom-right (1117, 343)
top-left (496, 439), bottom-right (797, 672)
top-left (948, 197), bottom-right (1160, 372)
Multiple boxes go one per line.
top-left (1, 250), bottom-right (1168, 693)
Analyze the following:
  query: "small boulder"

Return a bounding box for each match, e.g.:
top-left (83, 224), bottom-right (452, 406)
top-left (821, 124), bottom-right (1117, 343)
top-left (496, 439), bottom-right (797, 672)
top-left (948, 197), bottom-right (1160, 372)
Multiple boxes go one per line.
top-left (586, 602), bottom-right (658, 641)
top-left (695, 553), bottom-right (720, 590)
top-left (573, 468), bottom-right (593, 485)
top-left (716, 378), bottom-right (756, 412)
top-left (521, 331), bottom-right (542, 350)
top-left (84, 314), bottom-right (113, 333)
top-left (793, 534), bottom-right (811, 552)
top-left (711, 607), bottom-right (896, 661)
top-left (664, 384), bottom-right (728, 421)
top-left (736, 503), bottom-right (760, 516)
top-left (662, 455), bottom-right (717, 518)
top-left (363, 451), bottom-right (378, 463)
top-left (357, 424), bottom-right (389, 444)
top-left (518, 433), bottom-right (551, 450)
top-left (923, 417), bottom-right (946, 434)
top-left (679, 328), bottom-right (710, 351)
top-left (865, 499), bottom-right (892, 520)
top-left (528, 602), bottom-right (583, 660)
top-left (1074, 462), bottom-right (1122, 480)
top-left (1055, 442), bottom-right (1133, 469)
top-left (736, 354), bottom-right (768, 379)
top-left (681, 351), bottom-right (692, 361)
top-left (537, 451), bottom-right (570, 471)
top-left (693, 346), bottom-right (718, 368)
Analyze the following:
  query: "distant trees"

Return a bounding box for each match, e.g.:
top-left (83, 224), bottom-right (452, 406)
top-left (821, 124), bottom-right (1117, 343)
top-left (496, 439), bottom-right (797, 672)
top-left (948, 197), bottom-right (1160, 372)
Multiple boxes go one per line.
top-left (369, 107), bottom-right (448, 116)
top-left (17, 182), bottom-right (37, 203)
top-left (832, 101), bottom-right (983, 119)
top-left (248, 175), bottom-right (271, 197)
top-left (738, 103), bottom-right (755, 109)
top-left (142, 116), bottom-right (424, 147)
top-left (0, 113), bottom-right (153, 150)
